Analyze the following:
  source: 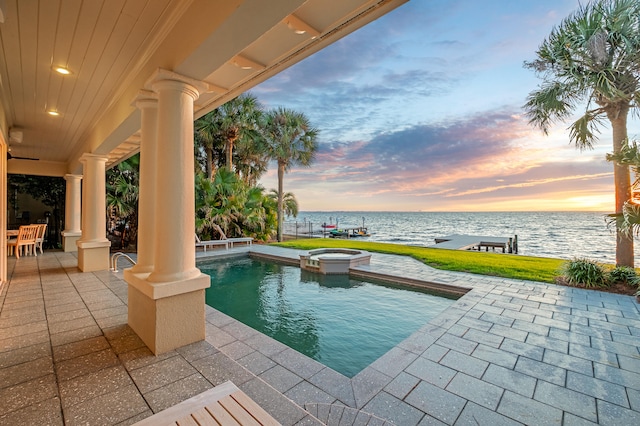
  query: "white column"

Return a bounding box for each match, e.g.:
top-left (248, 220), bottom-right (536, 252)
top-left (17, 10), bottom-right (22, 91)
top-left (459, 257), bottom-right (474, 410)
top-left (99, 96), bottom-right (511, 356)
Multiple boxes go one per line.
top-left (126, 69), bottom-right (210, 355)
top-left (77, 154), bottom-right (110, 271)
top-left (147, 79), bottom-right (200, 282)
top-left (62, 174), bottom-right (82, 252)
top-left (128, 93), bottom-right (158, 274)
top-left (0, 140), bottom-right (6, 282)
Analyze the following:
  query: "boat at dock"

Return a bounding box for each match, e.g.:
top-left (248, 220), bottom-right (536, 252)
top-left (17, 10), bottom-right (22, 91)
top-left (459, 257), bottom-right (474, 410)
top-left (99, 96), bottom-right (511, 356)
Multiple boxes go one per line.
top-left (329, 226), bottom-right (371, 238)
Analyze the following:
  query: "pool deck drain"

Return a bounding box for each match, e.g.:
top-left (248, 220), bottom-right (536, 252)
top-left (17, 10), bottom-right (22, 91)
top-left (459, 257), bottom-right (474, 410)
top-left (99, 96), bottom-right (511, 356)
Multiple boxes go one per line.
top-left (1, 246), bottom-right (639, 425)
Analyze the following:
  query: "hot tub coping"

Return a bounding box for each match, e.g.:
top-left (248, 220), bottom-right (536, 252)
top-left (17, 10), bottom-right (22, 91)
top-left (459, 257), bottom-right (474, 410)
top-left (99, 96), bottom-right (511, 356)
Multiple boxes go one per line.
top-left (300, 248), bottom-right (371, 274)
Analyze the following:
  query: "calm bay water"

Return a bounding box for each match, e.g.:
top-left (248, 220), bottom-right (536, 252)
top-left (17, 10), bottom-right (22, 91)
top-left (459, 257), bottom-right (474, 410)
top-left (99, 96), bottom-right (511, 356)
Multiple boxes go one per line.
top-left (289, 211), bottom-right (637, 265)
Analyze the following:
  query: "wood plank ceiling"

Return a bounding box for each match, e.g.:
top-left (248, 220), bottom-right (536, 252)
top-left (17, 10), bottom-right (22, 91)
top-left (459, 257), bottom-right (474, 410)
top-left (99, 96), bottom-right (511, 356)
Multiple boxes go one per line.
top-left (0, 0), bottom-right (407, 173)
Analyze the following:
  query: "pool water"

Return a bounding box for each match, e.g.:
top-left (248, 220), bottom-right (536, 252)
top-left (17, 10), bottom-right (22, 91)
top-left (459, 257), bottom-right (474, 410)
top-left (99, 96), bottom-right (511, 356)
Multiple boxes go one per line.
top-left (201, 257), bottom-right (457, 377)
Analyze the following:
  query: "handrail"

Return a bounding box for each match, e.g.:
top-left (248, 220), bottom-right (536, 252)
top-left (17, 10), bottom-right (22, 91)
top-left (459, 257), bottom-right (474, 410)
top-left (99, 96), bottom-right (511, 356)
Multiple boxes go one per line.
top-left (110, 252), bottom-right (137, 272)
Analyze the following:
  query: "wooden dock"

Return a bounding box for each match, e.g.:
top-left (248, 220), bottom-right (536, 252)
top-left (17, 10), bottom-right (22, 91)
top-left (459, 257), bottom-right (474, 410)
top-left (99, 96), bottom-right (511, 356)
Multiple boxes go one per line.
top-left (433, 234), bottom-right (518, 253)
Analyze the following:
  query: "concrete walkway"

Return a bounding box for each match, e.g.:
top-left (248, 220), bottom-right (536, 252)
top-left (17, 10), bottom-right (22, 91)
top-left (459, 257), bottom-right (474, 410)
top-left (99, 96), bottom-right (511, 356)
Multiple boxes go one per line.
top-left (1, 247), bottom-right (639, 425)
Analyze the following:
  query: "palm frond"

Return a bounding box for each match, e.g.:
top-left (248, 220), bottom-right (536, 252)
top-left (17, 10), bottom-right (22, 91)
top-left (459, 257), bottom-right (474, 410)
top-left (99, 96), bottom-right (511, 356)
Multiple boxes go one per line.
top-left (606, 139), bottom-right (640, 165)
top-left (606, 201), bottom-right (640, 237)
top-left (568, 109), bottom-right (606, 150)
top-left (524, 0), bottom-right (640, 135)
top-left (524, 82), bottom-right (577, 133)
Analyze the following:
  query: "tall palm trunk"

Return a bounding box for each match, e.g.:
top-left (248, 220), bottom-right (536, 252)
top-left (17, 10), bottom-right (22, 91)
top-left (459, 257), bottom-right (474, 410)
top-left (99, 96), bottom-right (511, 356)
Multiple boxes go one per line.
top-left (277, 161), bottom-right (285, 242)
top-left (225, 129), bottom-right (240, 172)
top-left (608, 104), bottom-right (634, 266)
top-left (205, 146), bottom-right (213, 180)
top-left (225, 140), bottom-right (234, 171)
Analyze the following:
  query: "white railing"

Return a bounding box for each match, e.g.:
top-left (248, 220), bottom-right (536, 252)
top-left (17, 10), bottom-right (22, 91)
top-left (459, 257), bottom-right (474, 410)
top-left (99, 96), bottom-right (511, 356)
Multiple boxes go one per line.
top-left (282, 221), bottom-right (336, 239)
top-left (110, 252), bottom-right (137, 272)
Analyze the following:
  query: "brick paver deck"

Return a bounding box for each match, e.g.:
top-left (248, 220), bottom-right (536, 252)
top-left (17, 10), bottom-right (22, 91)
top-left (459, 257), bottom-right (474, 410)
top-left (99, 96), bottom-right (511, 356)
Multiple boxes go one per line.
top-left (1, 247), bottom-right (639, 425)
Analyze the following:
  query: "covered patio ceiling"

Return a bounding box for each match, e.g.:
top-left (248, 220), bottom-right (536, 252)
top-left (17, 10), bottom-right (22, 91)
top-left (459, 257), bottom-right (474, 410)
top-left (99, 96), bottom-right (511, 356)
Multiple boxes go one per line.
top-left (0, 0), bottom-right (407, 176)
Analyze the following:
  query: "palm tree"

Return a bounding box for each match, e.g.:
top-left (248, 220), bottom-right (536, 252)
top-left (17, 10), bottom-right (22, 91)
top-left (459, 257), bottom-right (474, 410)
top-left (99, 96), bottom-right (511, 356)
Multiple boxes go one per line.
top-left (195, 93), bottom-right (263, 175)
top-left (263, 107), bottom-right (318, 242)
top-left (195, 169), bottom-right (276, 242)
top-left (106, 155), bottom-right (140, 248)
top-left (606, 140), bottom-right (640, 236)
top-left (242, 186), bottom-right (278, 240)
top-left (195, 168), bottom-right (242, 238)
top-left (523, 0), bottom-right (640, 267)
top-left (269, 189), bottom-right (299, 218)
top-left (234, 135), bottom-right (269, 186)
top-left (194, 117), bottom-right (225, 179)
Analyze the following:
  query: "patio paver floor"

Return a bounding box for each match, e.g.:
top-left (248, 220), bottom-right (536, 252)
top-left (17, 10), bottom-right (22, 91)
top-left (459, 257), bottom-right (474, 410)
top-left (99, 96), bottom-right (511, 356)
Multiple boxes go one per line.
top-left (1, 246), bottom-right (639, 425)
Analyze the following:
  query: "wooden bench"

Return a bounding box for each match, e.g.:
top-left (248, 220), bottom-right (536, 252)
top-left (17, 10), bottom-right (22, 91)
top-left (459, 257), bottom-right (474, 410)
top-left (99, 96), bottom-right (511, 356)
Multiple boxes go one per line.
top-left (133, 381), bottom-right (280, 426)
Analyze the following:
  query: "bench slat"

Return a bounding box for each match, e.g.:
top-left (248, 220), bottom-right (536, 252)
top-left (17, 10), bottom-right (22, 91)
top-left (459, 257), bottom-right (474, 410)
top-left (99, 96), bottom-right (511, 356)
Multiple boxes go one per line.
top-left (231, 391), bottom-right (281, 426)
top-left (175, 414), bottom-right (199, 426)
top-left (219, 395), bottom-right (261, 426)
top-left (205, 401), bottom-right (241, 425)
top-left (190, 407), bottom-right (220, 426)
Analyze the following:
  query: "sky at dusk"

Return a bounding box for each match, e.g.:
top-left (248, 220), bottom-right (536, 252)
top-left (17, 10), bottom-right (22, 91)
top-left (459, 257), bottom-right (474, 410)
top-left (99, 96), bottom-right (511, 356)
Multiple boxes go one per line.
top-left (254, 0), bottom-right (640, 212)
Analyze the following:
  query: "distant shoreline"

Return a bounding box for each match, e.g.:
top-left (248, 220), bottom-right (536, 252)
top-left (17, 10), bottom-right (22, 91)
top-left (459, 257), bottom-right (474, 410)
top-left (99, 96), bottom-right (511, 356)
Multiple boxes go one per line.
top-left (286, 211), bottom-right (629, 265)
top-left (297, 210), bottom-right (610, 214)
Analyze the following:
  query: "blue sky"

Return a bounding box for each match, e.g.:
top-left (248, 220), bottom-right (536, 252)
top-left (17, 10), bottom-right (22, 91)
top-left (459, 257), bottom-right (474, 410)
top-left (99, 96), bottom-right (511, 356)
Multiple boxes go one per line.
top-left (255, 0), bottom-right (637, 212)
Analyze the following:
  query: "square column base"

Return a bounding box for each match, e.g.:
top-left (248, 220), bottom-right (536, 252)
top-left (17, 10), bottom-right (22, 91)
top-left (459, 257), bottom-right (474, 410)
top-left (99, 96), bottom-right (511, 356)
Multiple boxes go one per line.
top-left (62, 231), bottom-right (81, 252)
top-left (77, 241), bottom-right (111, 271)
top-left (125, 271), bottom-right (210, 355)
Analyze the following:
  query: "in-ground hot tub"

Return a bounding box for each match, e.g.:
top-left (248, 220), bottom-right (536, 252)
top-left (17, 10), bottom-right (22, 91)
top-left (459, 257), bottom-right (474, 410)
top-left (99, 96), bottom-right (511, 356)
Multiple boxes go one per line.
top-left (299, 248), bottom-right (371, 274)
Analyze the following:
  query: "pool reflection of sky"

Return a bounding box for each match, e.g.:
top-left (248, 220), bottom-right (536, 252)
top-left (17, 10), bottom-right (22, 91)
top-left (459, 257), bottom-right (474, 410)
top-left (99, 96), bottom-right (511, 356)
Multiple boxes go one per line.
top-left (202, 258), bottom-right (456, 377)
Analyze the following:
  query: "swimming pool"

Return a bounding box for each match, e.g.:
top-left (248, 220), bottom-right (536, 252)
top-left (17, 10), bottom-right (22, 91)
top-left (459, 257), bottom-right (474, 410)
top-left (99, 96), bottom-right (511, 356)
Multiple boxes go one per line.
top-left (200, 256), bottom-right (457, 377)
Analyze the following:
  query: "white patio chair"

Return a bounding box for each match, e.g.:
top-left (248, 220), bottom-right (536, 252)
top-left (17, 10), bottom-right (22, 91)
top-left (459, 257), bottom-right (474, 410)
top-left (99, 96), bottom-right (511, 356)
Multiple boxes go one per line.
top-left (212, 224), bottom-right (254, 248)
top-left (195, 233), bottom-right (229, 252)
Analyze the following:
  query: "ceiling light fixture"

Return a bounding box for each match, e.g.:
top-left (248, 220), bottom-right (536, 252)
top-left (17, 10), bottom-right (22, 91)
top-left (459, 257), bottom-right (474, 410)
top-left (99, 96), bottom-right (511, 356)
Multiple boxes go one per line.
top-left (231, 55), bottom-right (265, 71)
top-left (285, 14), bottom-right (320, 39)
top-left (47, 110), bottom-right (60, 116)
top-left (9, 127), bottom-right (23, 144)
top-left (54, 66), bottom-right (72, 75)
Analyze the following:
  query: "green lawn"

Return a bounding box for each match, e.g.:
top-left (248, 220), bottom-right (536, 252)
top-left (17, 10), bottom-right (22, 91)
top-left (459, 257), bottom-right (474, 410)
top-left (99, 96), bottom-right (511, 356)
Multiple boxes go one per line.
top-left (272, 239), bottom-right (567, 283)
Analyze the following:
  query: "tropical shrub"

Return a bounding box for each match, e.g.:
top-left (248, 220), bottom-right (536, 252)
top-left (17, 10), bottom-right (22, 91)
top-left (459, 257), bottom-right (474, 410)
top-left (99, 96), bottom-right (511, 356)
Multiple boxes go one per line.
top-left (561, 258), bottom-right (608, 288)
top-left (607, 266), bottom-right (640, 287)
top-left (195, 168), bottom-right (276, 242)
top-left (106, 155), bottom-right (139, 249)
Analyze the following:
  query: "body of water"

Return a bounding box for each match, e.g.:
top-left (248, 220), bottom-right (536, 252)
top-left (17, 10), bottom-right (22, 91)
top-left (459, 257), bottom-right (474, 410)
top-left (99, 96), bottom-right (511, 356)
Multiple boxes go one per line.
top-left (287, 211), bottom-right (634, 265)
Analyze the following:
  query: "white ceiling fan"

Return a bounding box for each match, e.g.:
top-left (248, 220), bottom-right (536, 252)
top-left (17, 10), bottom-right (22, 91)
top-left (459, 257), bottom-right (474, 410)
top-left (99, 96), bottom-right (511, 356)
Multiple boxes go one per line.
top-left (6, 127), bottom-right (39, 160)
top-left (7, 151), bottom-right (39, 161)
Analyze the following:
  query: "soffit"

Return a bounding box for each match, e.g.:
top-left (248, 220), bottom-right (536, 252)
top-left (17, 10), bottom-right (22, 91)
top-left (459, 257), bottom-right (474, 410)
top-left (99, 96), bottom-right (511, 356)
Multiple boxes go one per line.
top-left (0, 0), bottom-right (408, 175)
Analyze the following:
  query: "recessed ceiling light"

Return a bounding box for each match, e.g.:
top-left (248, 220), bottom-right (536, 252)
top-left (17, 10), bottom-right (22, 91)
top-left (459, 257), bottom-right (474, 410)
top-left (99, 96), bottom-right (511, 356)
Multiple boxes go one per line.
top-left (47, 110), bottom-right (60, 116)
top-left (54, 66), bottom-right (72, 75)
top-left (285, 15), bottom-right (320, 39)
top-left (231, 55), bottom-right (265, 71)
